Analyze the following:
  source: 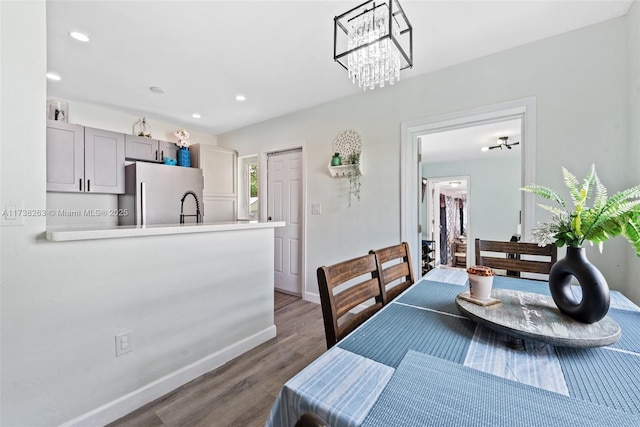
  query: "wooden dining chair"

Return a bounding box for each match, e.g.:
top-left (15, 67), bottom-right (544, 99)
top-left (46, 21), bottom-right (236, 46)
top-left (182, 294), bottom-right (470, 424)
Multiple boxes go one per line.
top-left (317, 254), bottom-right (384, 349)
top-left (294, 412), bottom-right (327, 427)
top-left (475, 238), bottom-right (557, 279)
top-left (370, 242), bottom-right (415, 304)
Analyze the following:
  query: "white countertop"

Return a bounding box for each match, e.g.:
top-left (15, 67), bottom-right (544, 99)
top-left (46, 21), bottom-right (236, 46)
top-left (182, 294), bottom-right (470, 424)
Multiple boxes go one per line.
top-left (46, 221), bottom-right (286, 242)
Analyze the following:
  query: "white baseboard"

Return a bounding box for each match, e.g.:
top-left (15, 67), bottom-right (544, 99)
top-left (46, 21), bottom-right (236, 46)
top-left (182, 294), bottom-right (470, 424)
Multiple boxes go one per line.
top-left (60, 325), bottom-right (277, 427)
top-left (304, 291), bottom-right (320, 304)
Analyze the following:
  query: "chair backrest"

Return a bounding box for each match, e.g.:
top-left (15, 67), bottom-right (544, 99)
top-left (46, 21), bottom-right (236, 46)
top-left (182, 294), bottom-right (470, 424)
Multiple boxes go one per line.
top-left (317, 254), bottom-right (383, 349)
top-left (370, 242), bottom-right (415, 304)
top-left (474, 238), bottom-right (557, 278)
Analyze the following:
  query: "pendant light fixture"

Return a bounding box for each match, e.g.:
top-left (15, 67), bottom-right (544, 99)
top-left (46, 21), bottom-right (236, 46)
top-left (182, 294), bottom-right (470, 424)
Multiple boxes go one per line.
top-left (481, 136), bottom-right (520, 152)
top-left (334, 0), bottom-right (413, 91)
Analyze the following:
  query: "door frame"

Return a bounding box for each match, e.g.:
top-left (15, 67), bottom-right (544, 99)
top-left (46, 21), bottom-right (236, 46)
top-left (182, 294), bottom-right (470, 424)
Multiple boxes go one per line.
top-left (401, 97), bottom-right (536, 277)
top-left (237, 154), bottom-right (259, 220)
top-left (424, 176), bottom-right (470, 268)
top-left (259, 143), bottom-right (307, 300)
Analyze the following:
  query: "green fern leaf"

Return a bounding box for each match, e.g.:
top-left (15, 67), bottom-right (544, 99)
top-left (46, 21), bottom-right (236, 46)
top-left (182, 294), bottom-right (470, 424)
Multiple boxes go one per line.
top-left (622, 211), bottom-right (640, 256)
top-left (598, 199), bottom-right (640, 224)
top-left (581, 164), bottom-right (597, 201)
top-left (600, 185), bottom-right (640, 211)
top-left (522, 184), bottom-right (566, 208)
top-left (537, 203), bottom-right (566, 216)
top-left (522, 166), bottom-right (640, 255)
top-left (562, 167), bottom-right (582, 203)
top-left (585, 203), bottom-right (639, 242)
top-left (593, 174), bottom-right (608, 211)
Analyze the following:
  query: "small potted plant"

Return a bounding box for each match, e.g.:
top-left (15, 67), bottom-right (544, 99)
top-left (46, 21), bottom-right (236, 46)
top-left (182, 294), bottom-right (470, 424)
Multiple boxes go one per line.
top-left (522, 165), bottom-right (640, 323)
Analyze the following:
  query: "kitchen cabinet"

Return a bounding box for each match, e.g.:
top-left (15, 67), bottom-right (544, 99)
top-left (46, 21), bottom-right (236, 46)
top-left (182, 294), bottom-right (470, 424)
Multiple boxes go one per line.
top-left (125, 135), bottom-right (178, 163)
top-left (159, 140), bottom-right (178, 163)
top-left (125, 135), bottom-right (157, 162)
top-left (190, 144), bottom-right (237, 221)
top-left (47, 121), bottom-right (84, 192)
top-left (46, 120), bottom-right (125, 194)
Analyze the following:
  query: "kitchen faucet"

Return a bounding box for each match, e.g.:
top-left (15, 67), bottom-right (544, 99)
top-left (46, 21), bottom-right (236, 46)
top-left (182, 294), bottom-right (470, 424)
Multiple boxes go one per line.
top-left (180, 191), bottom-right (201, 224)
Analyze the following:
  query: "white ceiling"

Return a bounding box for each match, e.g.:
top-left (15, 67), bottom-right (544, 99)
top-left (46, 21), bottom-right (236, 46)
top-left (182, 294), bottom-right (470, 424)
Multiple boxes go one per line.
top-left (422, 118), bottom-right (522, 163)
top-left (46, 0), bottom-right (633, 135)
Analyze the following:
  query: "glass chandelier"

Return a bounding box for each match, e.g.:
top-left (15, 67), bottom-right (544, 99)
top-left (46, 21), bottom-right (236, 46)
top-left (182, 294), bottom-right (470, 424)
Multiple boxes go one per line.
top-left (334, 0), bottom-right (413, 91)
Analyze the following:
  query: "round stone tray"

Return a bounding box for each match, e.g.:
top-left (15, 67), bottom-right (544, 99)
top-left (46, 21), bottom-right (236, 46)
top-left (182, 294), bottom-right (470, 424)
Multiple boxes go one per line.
top-left (455, 288), bottom-right (621, 348)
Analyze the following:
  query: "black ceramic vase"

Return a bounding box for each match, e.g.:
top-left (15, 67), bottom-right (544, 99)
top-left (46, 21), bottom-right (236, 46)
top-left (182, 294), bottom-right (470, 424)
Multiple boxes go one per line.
top-left (549, 247), bottom-right (610, 324)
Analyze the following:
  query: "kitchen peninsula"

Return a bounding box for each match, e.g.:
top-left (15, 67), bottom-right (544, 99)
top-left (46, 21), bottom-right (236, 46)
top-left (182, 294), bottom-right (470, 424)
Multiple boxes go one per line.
top-left (46, 220), bottom-right (283, 241)
top-left (43, 220), bottom-right (285, 425)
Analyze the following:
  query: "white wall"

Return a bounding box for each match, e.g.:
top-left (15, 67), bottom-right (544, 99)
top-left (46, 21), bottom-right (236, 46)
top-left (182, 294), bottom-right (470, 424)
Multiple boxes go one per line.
top-left (423, 156), bottom-right (521, 265)
top-left (626, 0), bottom-right (640, 304)
top-left (57, 99), bottom-right (218, 146)
top-left (1, 3), bottom-right (274, 426)
top-left (218, 16), bottom-right (635, 302)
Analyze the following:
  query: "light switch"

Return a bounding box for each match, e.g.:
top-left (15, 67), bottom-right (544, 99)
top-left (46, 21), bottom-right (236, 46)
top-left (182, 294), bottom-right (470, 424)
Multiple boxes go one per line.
top-left (311, 203), bottom-right (322, 215)
top-left (1, 199), bottom-right (24, 226)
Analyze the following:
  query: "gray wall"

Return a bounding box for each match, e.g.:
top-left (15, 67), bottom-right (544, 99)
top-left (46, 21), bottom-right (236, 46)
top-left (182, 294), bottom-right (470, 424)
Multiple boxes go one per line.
top-left (219, 14), bottom-right (636, 303)
top-left (627, 1), bottom-right (640, 304)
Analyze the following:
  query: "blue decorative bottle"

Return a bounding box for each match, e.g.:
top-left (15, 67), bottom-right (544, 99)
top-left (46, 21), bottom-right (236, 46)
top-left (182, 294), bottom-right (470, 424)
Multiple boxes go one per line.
top-left (177, 146), bottom-right (191, 167)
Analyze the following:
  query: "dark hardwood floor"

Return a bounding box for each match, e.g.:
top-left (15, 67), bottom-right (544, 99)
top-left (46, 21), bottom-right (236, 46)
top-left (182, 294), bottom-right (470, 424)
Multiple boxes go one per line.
top-left (108, 292), bottom-right (325, 427)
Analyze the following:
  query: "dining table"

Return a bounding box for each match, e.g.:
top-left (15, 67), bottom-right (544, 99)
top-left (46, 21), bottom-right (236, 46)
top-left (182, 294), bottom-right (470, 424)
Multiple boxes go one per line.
top-left (266, 269), bottom-right (640, 426)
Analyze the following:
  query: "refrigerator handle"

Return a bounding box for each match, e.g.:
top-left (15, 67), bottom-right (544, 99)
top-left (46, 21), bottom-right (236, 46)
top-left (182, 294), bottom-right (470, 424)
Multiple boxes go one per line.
top-left (140, 182), bottom-right (147, 226)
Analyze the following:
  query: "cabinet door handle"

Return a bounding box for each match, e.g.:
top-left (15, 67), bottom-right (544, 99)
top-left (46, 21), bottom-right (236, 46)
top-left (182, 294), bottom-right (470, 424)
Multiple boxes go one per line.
top-left (268, 216), bottom-right (272, 221)
top-left (155, 150), bottom-right (158, 161)
top-left (79, 179), bottom-right (83, 192)
top-left (161, 150), bottom-right (164, 161)
top-left (87, 180), bottom-right (91, 192)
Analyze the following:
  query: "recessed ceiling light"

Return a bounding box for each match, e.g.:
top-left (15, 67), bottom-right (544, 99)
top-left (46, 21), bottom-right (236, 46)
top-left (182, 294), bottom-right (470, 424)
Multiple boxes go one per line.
top-left (69, 31), bottom-right (90, 42)
top-left (149, 86), bottom-right (164, 94)
top-left (46, 72), bottom-right (61, 81)
top-left (235, 94), bottom-right (246, 102)
top-left (192, 113), bottom-right (201, 119)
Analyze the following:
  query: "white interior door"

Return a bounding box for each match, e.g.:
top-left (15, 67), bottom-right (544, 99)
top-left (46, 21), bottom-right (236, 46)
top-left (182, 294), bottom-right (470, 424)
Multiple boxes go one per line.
top-left (268, 149), bottom-right (302, 294)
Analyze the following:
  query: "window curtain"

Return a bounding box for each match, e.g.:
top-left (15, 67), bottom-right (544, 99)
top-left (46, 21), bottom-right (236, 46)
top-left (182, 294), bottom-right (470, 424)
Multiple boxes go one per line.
top-left (439, 194), bottom-right (448, 264)
top-left (441, 194), bottom-right (467, 266)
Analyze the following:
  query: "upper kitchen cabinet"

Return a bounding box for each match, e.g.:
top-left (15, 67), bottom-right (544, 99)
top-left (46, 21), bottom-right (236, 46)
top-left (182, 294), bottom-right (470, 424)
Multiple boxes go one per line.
top-left (125, 135), bottom-right (178, 163)
top-left (84, 127), bottom-right (125, 193)
top-left (190, 144), bottom-right (238, 221)
top-left (125, 135), bottom-right (157, 162)
top-left (47, 121), bottom-right (84, 192)
top-left (46, 120), bottom-right (125, 194)
top-left (159, 140), bottom-right (178, 163)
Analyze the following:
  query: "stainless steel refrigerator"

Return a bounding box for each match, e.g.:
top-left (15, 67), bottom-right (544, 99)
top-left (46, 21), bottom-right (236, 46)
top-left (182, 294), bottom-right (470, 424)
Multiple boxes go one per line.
top-left (118, 162), bottom-right (204, 226)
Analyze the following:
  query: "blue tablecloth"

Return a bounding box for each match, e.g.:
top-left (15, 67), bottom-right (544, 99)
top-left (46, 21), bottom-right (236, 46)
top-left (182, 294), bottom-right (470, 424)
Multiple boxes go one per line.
top-left (266, 271), bottom-right (640, 426)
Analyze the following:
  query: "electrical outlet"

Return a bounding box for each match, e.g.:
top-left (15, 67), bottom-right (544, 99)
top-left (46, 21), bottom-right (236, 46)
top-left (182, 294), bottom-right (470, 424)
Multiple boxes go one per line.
top-left (311, 203), bottom-right (322, 215)
top-left (115, 331), bottom-right (133, 357)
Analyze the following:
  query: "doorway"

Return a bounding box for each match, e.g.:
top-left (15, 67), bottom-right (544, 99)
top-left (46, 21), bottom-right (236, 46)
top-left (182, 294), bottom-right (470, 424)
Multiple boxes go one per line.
top-left (425, 177), bottom-right (469, 269)
top-left (266, 148), bottom-right (303, 296)
top-left (401, 97), bottom-right (537, 276)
